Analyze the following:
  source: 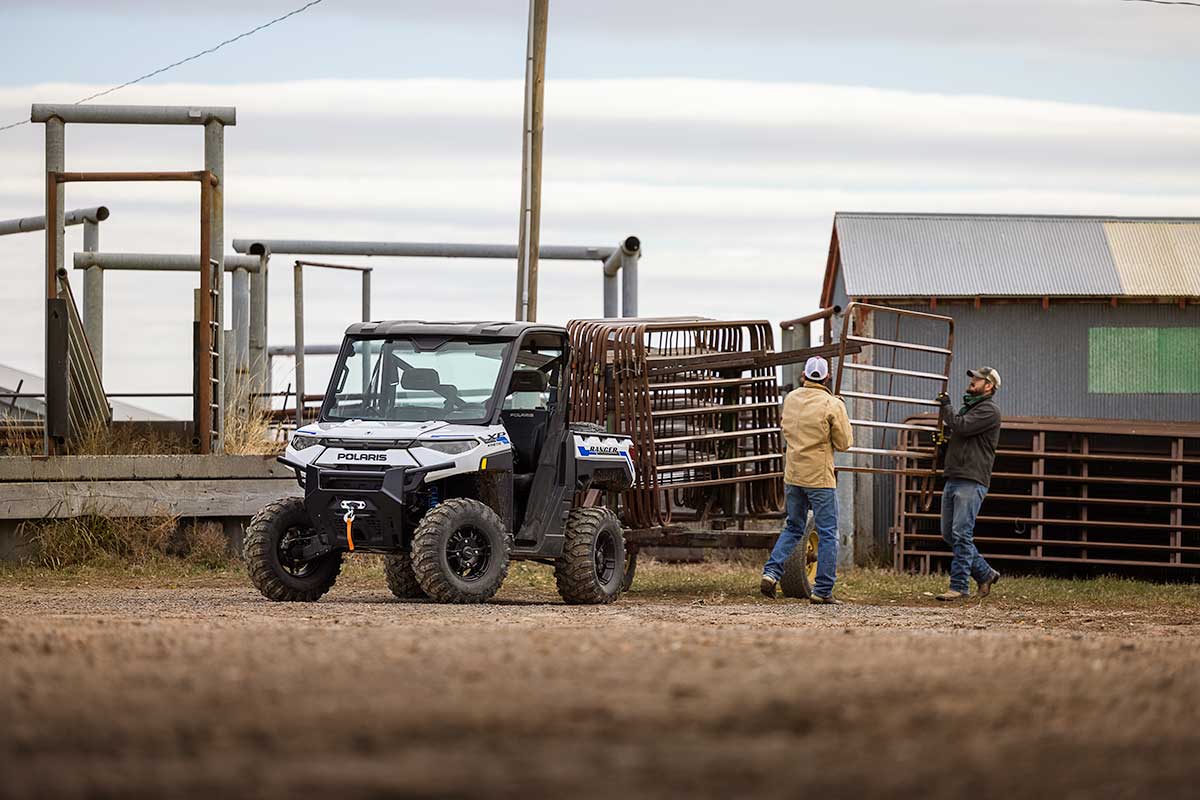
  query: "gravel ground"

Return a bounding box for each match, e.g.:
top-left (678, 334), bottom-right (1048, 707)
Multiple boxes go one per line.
top-left (2, 584), bottom-right (1198, 799)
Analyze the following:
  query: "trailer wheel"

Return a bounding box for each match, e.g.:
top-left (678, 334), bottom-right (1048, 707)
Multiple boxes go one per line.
top-left (556, 507), bottom-right (625, 605)
top-left (780, 512), bottom-right (818, 599)
top-left (411, 498), bottom-right (511, 604)
top-left (244, 497), bottom-right (342, 602)
top-left (383, 550), bottom-right (428, 600)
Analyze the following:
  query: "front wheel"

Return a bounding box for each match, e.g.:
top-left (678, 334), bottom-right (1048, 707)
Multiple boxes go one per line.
top-left (244, 497), bottom-right (342, 602)
top-left (556, 507), bottom-right (626, 605)
top-left (411, 499), bottom-right (511, 604)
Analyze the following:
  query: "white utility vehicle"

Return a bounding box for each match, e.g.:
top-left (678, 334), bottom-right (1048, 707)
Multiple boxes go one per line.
top-left (246, 321), bottom-right (635, 605)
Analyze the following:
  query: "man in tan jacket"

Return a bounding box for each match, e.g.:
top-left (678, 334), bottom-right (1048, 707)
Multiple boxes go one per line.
top-left (760, 356), bottom-right (854, 604)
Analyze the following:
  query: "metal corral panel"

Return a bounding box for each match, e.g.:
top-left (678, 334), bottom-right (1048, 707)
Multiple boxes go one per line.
top-left (836, 214), bottom-right (1123, 297)
top-left (836, 298), bottom-right (1200, 554)
top-left (1104, 221), bottom-right (1200, 296)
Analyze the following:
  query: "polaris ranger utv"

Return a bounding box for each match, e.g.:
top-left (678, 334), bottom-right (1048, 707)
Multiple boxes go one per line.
top-left (246, 321), bottom-right (635, 605)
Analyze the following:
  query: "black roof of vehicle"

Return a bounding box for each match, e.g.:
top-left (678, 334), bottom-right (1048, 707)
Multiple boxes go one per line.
top-left (343, 320), bottom-right (566, 338)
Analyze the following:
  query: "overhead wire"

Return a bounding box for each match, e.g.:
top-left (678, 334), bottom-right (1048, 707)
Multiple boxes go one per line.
top-left (0, 0), bottom-right (326, 134)
top-left (1122, 0), bottom-right (1200, 6)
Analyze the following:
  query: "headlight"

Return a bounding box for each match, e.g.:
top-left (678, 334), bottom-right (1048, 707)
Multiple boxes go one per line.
top-left (420, 439), bottom-right (476, 455)
top-left (290, 434), bottom-right (323, 451)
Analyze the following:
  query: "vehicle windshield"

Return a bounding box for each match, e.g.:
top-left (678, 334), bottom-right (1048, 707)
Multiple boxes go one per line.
top-left (323, 336), bottom-right (511, 423)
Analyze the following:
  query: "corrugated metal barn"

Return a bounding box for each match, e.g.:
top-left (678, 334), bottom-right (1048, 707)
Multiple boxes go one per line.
top-left (818, 212), bottom-right (1200, 572)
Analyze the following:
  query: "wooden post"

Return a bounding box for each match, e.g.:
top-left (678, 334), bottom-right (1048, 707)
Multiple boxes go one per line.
top-left (514, 0), bottom-right (549, 321)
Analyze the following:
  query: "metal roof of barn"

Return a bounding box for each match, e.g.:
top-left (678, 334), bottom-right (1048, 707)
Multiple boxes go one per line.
top-left (823, 212), bottom-right (1200, 302)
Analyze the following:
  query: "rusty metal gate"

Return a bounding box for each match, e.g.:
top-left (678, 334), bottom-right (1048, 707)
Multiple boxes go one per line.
top-left (895, 417), bottom-right (1200, 575)
top-left (568, 318), bottom-right (786, 530)
top-left (833, 302), bottom-right (955, 504)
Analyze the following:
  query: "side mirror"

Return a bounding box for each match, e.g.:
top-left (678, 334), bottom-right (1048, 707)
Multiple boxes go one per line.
top-left (400, 368), bottom-right (440, 391)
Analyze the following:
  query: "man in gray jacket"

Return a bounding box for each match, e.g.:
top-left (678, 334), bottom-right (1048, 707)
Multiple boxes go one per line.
top-left (934, 367), bottom-right (1003, 601)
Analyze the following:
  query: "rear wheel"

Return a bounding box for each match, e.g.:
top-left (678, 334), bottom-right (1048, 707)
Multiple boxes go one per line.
top-left (384, 550), bottom-right (427, 600)
top-left (556, 507), bottom-right (625, 605)
top-left (780, 512), bottom-right (818, 599)
top-left (411, 498), bottom-right (511, 604)
top-left (244, 497), bottom-right (342, 602)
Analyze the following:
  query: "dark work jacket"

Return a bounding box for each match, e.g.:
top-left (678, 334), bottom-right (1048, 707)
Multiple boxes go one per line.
top-left (940, 396), bottom-right (1002, 488)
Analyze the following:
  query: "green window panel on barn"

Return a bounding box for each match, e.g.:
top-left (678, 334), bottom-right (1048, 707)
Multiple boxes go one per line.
top-left (1088, 328), bottom-right (1200, 394)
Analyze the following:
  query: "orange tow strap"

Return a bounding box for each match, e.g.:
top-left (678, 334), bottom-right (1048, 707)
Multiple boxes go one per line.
top-left (345, 516), bottom-right (355, 551)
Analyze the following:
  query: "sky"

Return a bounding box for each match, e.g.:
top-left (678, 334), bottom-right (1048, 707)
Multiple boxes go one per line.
top-left (1, 0), bottom-right (1199, 416)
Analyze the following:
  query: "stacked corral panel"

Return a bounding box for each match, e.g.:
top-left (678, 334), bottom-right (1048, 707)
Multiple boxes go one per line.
top-left (895, 417), bottom-right (1200, 573)
top-left (567, 318), bottom-right (783, 530)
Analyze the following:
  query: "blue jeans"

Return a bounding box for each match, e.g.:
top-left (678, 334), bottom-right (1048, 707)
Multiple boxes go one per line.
top-left (941, 478), bottom-right (994, 593)
top-left (763, 485), bottom-right (839, 597)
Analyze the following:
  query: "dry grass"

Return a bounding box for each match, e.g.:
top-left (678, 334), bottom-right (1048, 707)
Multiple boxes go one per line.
top-left (178, 521), bottom-right (234, 569)
top-left (223, 371), bottom-right (285, 456)
top-left (72, 418), bottom-right (191, 456)
top-left (18, 515), bottom-right (178, 570)
top-left (0, 416), bottom-right (42, 456)
top-left (4, 541), bottom-right (1198, 617)
top-left (15, 516), bottom-right (234, 571)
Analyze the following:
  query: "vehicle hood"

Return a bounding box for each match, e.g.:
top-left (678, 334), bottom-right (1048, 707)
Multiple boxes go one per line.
top-left (297, 420), bottom-right (487, 440)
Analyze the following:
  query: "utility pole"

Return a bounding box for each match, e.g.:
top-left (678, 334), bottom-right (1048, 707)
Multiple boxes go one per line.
top-left (514, 0), bottom-right (549, 322)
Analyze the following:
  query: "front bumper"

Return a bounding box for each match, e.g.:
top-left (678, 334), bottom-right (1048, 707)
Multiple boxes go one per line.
top-left (299, 462), bottom-right (450, 552)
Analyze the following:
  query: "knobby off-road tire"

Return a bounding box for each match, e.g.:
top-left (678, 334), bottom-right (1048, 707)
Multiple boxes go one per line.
top-left (556, 507), bottom-right (626, 605)
top-left (411, 498), bottom-right (511, 604)
top-left (244, 497), bottom-right (342, 602)
top-left (780, 511), bottom-right (818, 599)
top-left (383, 550), bottom-right (428, 600)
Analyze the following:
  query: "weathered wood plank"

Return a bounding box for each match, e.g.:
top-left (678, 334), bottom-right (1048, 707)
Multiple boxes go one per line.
top-left (0, 455), bottom-right (292, 483)
top-left (0, 479), bottom-right (301, 519)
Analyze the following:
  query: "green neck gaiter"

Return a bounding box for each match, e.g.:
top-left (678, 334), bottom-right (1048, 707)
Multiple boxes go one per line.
top-left (961, 393), bottom-right (986, 411)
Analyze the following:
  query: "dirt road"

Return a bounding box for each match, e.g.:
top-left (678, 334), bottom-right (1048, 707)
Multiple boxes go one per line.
top-left (2, 584), bottom-right (1198, 799)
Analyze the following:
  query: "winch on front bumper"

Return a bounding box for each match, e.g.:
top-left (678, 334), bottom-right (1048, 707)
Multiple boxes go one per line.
top-left (288, 461), bottom-right (450, 554)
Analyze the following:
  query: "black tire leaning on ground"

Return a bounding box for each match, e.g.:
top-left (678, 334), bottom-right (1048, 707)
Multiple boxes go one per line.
top-left (620, 546), bottom-right (638, 593)
top-left (411, 498), bottom-right (511, 604)
top-left (244, 496), bottom-right (343, 602)
top-left (779, 511), bottom-right (817, 599)
top-left (383, 550), bottom-right (428, 600)
top-left (556, 507), bottom-right (626, 605)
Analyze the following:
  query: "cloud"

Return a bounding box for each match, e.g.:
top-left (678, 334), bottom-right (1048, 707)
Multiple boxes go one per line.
top-left (1, 77), bottom-right (1198, 413)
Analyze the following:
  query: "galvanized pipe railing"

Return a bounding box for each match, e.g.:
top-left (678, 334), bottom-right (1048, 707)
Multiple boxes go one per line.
top-left (33, 102), bottom-right (233, 453)
top-left (0, 206), bottom-right (109, 236)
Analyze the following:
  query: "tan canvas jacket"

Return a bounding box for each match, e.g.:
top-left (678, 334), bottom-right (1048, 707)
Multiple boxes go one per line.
top-left (781, 380), bottom-right (854, 489)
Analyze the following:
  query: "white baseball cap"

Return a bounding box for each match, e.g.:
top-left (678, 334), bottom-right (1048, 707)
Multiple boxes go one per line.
top-left (804, 356), bottom-right (829, 381)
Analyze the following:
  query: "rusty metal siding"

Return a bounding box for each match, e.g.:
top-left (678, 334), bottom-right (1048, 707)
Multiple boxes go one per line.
top-left (1103, 221), bottom-right (1200, 296)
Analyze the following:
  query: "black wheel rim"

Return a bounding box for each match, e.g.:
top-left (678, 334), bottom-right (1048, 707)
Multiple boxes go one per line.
top-left (278, 525), bottom-right (317, 578)
top-left (594, 529), bottom-right (617, 585)
top-left (446, 526), bottom-right (492, 581)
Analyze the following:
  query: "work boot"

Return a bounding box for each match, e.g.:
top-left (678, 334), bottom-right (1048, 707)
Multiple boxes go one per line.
top-left (810, 594), bottom-right (843, 605)
top-left (977, 570), bottom-right (1001, 598)
top-left (759, 575), bottom-right (778, 599)
top-left (935, 589), bottom-right (966, 601)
